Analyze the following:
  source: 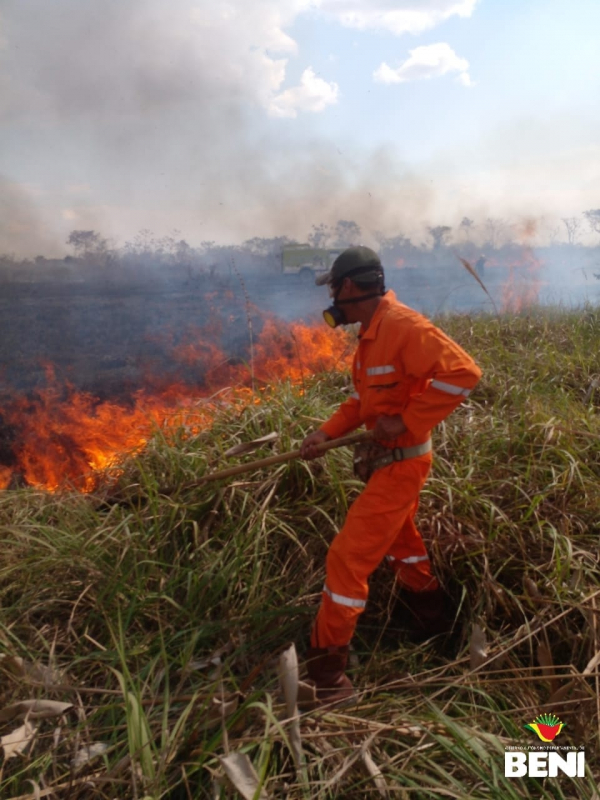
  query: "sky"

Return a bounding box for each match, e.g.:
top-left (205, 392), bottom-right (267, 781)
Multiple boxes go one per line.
top-left (1, 0), bottom-right (600, 256)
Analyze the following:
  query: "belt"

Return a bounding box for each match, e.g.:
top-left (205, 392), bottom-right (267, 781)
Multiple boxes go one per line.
top-left (353, 438), bottom-right (432, 483)
top-left (374, 438), bottom-right (432, 469)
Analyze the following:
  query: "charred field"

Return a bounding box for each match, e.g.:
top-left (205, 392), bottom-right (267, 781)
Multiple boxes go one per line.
top-left (1, 279), bottom-right (600, 798)
top-left (0, 276), bottom-right (293, 396)
top-left (0, 261), bottom-right (506, 492)
top-left (0, 274), bottom-right (344, 491)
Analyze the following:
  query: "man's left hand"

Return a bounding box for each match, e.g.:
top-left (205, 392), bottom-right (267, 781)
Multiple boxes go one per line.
top-left (372, 414), bottom-right (407, 441)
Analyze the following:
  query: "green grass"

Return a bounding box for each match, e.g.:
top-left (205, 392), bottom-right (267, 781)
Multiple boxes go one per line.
top-left (1, 307), bottom-right (600, 798)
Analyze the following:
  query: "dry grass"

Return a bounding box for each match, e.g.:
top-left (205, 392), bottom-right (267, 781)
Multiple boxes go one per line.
top-left (1, 306), bottom-right (600, 798)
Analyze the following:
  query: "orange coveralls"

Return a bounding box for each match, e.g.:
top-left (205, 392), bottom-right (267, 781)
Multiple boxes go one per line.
top-left (311, 290), bottom-right (482, 648)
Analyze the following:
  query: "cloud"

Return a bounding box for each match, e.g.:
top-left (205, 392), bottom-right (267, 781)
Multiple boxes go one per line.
top-left (373, 43), bottom-right (471, 85)
top-left (268, 67), bottom-right (339, 117)
top-left (317, 0), bottom-right (478, 36)
top-left (1, 0), bottom-right (594, 258)
top-left (0, 2), bottom-right (474, 125)
top-left (0, 0), bottom-right (345, 254)
top-left (0, 0), bottom-right (329, 123)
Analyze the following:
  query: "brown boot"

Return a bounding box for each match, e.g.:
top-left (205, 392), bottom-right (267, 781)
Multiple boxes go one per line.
top-left (394, 586), bottom-right (455, 641)
top-left (305, 646), bottom-right (356, 707)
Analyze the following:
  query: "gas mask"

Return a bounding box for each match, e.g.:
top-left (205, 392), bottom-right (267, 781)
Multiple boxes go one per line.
top-left (323, 283), bottom-right (383, 328)
top-left (323, 282), bottom-right (346, 328)
top-left (323, 305), bottom-right (346, 328)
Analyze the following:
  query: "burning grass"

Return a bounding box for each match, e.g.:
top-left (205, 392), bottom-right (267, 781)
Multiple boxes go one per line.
top-left (0, 318), bottom-right (353, 492)
top-left (1, 307), bottom-right (600, 798)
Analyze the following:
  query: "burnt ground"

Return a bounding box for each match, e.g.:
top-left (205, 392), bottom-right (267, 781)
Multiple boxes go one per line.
top-left (0, 275), bottom-right (312, 398)
top-left (0, 264), bottom-right (518, 399)
top-left (0, 262), bottom-right (594, 482)
top-left (0, 272), bottom-right (329, 480)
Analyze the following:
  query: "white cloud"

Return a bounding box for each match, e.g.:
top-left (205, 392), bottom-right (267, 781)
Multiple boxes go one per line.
top-left (1, 0), bottom-right (505, 257)
top-left (374, 43), bottom-right (471, 85)
top-left (316, 0), bottom-right (478, 36)
top-left (269, 67), bottom-right (339, 118)
top-left (0, 2), bottom-right (475, 126)
top-left (0, 0), bottom-right (332, 122)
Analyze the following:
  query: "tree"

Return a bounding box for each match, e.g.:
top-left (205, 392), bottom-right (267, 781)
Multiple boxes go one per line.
top-left (379, 233), bottom-right (416, 268)
top-left (379, 233), bottom-right (412, 252)
top-left (307, 223), bottom-right (331, 248)
top-left (427, 225), bottom-right (452, 249)
top-left (307, 220), bottom-right (362, 249)
top-left (484, 218), bottom-right (509, 250)
top-left (561, 217), bottom-right (582, 246)
top-left (332, 219), bottom-right (362, 248)
top-left (66, 230), bottom-right (108, 257)
top-left (459, 217), bottom-right (474, 240)
top-left (124, 228), bottom-right (157, 255)
top-left (243, 236), bottom-right (295, 257)
top-left (583, 209), bottom-right (600, 238)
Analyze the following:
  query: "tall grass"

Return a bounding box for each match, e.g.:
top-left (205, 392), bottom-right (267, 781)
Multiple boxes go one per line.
top-left (1, 307), bottom-right (599, 798)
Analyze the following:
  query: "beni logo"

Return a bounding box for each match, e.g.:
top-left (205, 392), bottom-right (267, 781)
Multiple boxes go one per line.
top-left (505, 751), bottom-right (585, 778)
top-left (524, 713), bottom-right (565, 742)
top-left (504, 712), bottom-right (584, 778)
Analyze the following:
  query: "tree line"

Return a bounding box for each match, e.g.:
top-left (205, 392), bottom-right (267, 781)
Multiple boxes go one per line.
top-left (0, 211), bottom-right (599, 284)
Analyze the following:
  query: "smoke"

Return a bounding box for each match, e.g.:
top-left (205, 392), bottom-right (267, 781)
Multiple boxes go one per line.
top-left (0, 0), bottom-right (458, 252)
top-left (0, 176), bottom-right (61, 255)
top-left (0, 1), bottom-right (599, 256)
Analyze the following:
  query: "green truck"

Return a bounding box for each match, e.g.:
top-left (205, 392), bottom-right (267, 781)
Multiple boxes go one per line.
top-left (281, 244), bottom-right (342, 279)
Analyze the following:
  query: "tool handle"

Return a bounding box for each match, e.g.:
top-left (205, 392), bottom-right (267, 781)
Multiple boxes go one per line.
top-left (169, 429), bottom-right (373, 492)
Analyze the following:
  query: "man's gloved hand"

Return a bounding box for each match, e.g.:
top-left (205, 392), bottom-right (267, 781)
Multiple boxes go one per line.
top-left (300, 430), bottom-right (331, 460)
top-left (372, 414), bottom-right (406, 442)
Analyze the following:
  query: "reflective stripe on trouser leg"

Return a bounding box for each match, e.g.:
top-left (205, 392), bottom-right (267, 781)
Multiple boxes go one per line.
top-left (386, 496), bottom-right (439, 592)
top-left (311, 455), bottom-right (432, 648)
top-left (387, 555), bottom-right (439, 592)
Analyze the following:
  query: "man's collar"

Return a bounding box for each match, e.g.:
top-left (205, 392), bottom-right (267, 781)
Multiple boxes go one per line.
top-left (358, 289), bottom-right (397, 340)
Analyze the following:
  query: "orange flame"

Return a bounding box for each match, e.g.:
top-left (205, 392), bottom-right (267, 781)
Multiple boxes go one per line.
top-left (0, 317), bottom-right (352, 492)
top-left (501, 247), bottom-right (543, 312)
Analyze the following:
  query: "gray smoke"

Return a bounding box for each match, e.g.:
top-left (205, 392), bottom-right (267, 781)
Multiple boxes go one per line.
top-left (0, 176), bottom-right (61, 255)
top-left (0, 0), bottom-right (599, 257)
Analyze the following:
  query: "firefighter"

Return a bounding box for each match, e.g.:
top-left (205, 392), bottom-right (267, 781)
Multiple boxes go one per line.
top-left (300, 245), bottom-right (482, 705)
top-left (475, 254), bottom-right (487, 277)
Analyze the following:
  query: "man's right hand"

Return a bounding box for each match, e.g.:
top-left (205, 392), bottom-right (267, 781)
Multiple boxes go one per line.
top-left (300, 430), bottom-right (331, 460)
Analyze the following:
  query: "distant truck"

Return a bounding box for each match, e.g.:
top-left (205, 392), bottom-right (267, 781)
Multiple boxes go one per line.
top-left (281, 244), bottom-right (342, 280)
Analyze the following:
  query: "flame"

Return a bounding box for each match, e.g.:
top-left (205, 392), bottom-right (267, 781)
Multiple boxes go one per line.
top-left (501, 247), bottom-right (543, 312)
top-left (0, 466), bottom-right (12, 489)
top-left (0, 317), bottom-right (352, 492)
top-left (515, 217), bottom-right (538, 243)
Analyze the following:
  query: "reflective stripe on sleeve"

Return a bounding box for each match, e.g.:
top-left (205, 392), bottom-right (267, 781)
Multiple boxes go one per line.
top-left (430, 379), bottom-right (471, 397)
top-left (350, 392), bottom-right (359, 400)
top-left (366, 365), bottom-right (395, 376)
top-left (323, 584), bottom-right (366, 609)
top-left (387, 555), bottom-right (430, 564)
